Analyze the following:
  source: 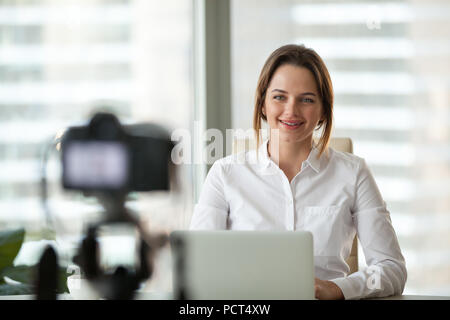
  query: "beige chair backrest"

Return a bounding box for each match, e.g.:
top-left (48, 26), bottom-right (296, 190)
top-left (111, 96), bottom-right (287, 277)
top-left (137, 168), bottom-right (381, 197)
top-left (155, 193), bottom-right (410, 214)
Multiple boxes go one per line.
top-left (232, 136), bottom-right (358, 275)
top-left (326, 138), bottom-right (358, 275)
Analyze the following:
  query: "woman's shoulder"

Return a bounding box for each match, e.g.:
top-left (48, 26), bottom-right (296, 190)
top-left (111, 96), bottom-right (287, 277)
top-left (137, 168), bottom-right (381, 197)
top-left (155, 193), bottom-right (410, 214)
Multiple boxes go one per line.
top-left (327, 147), bottom-right (365, 171)
top-left (212, 148), bottom-right (261, 173)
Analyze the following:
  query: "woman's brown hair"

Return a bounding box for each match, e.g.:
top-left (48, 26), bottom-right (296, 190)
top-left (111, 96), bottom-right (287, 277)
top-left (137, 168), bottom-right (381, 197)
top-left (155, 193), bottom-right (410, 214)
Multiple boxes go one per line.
top-left (253, 44), bottom-right (333, 157)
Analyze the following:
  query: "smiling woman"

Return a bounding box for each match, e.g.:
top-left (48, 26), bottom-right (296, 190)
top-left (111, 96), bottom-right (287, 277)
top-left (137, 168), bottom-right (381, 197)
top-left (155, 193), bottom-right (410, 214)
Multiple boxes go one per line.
top-left (190, 44), bottom-right (407, 300)
top-left (264, 65), bottom-right (322, 135)
top-left (261, 64), bottom-right (325, 181)
top-left (254, 44), bottom-right (333, 160)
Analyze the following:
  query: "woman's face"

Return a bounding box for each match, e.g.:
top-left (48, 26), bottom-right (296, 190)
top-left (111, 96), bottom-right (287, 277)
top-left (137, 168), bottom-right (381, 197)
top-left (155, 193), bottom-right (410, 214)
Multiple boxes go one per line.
top-left (263, 64), bottom-right (324, 144)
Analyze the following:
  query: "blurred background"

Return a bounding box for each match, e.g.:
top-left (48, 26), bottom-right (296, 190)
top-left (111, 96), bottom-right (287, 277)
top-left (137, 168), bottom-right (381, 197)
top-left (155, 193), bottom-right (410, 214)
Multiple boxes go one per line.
top-left (0, 0), bottom-right (449, 296)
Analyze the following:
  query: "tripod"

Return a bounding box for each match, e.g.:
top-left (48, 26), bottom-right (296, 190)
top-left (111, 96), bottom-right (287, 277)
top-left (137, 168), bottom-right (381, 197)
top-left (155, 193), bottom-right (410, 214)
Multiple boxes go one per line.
top-left (72, 192), bottom-right (168, 300)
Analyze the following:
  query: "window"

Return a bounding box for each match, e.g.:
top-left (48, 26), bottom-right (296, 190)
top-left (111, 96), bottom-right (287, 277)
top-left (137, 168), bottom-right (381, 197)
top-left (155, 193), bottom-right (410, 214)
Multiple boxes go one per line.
top-left (232, 0), bottom-right (450, 295)
top-left (0, 0), bottom-right (194, 282)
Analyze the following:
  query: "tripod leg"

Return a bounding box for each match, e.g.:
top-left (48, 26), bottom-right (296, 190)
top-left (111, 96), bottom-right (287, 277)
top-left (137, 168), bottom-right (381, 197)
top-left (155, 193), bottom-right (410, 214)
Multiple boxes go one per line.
top-left (35, 245), bottom-right (58, 300)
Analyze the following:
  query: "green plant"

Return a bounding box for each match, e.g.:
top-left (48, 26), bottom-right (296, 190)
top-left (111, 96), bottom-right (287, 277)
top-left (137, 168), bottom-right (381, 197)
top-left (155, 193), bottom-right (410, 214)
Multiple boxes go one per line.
top-left (0, 228), bottom-right (69, 295)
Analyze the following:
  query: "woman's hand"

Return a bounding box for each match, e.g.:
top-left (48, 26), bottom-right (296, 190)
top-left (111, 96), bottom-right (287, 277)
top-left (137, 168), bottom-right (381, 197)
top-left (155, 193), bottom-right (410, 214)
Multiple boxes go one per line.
top-left (314, 278), bottom-right (345, 300)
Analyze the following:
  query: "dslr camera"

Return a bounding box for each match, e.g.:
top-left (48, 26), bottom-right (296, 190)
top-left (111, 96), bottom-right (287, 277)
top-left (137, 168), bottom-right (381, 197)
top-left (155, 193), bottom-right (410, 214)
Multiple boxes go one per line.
top-left (61, 112), bottom-right (174, 194)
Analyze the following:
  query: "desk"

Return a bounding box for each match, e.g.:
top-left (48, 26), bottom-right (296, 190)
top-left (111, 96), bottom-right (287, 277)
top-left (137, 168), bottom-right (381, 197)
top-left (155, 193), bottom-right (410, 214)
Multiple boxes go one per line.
top-left (0, 294), bottom-right (449, 300)
top-left (0, 291), bottom-right (172, 300)
top-left (367, 295), bottom-right (450, 300)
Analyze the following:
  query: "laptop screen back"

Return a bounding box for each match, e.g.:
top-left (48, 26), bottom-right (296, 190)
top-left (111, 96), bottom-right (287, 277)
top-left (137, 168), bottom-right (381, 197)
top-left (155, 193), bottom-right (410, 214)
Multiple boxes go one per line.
top-left (170, 230), bottom-right (314, 300)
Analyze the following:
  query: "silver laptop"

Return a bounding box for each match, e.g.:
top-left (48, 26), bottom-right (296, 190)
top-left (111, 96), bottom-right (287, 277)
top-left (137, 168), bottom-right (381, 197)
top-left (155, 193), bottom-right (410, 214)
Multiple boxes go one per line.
top-left (170, 230), bottom-right (314, 300)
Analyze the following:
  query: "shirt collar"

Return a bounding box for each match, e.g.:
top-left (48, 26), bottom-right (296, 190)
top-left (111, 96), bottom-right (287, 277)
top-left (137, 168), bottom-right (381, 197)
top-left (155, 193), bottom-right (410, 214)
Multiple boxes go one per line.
top-left (257, 139), bottom-right (271, 169)
top-left (257, 139), bottom-right (322, 173)
top-left (303, 144), bottom-right (321, 173)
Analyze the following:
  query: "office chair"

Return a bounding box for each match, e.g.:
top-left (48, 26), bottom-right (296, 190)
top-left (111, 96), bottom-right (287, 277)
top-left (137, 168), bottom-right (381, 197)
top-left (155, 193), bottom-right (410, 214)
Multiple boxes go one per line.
top-left (232, 136), bottom-right (358, 275)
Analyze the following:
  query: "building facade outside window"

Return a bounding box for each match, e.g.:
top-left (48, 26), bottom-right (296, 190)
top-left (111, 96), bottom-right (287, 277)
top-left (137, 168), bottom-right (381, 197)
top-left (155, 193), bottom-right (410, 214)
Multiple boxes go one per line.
top-left (231, 0), bottom-right (450, 295)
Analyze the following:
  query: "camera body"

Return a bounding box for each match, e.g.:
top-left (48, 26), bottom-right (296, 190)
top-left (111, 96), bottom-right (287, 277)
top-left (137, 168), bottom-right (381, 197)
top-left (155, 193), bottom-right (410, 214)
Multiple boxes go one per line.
top-left (61, 112), bottom-right (173, 193)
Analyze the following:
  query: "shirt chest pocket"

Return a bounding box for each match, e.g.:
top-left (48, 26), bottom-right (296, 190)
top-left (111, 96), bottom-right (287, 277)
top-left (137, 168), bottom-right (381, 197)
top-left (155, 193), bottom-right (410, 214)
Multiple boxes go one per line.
top-left (299, 205), bottom-right (351, 256)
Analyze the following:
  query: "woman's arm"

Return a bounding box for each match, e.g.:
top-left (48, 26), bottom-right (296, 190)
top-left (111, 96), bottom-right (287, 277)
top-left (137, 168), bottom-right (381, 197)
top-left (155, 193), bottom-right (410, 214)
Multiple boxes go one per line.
top-left (330, 158), bottom-right (407, 300)
top-left (189, 161), bottom-right (229, 230)
top-left (315, 278), bottom-right (345, 300)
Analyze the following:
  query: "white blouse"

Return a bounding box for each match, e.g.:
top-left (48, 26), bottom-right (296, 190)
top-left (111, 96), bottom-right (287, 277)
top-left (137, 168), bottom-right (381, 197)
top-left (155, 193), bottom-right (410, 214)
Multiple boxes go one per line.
top-left (189, 139), bottom-right (407, 300)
